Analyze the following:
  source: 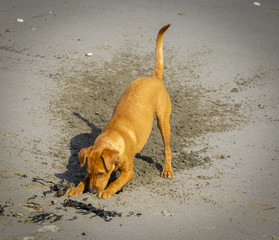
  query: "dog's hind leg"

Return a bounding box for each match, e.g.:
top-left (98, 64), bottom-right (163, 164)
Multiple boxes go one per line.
top-left (156, 98), bottom-right (174, 178)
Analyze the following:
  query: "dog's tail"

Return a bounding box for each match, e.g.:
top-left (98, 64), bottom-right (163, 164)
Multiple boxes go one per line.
top-left (152, 24), bottom-right (170, 81)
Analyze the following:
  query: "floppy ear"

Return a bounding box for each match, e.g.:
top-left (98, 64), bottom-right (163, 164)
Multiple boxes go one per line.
top-left (101, 149), bottom-right (119, 171)
top-left (78, 146), bottom-right (94, 167)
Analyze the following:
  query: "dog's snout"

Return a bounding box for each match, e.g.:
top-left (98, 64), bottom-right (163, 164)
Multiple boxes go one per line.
top-left (90, 188), bottom-right (97, 194)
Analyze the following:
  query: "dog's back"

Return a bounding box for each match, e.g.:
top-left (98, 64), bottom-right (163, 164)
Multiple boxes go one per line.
top-left (104, 25), bottom-right (171, 152)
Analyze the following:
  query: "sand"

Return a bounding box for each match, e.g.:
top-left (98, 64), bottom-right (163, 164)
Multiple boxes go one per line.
top-left (0, 0), bottom-right (278, 239)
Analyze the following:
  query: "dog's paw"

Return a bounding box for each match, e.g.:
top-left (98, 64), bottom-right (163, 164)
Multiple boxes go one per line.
top-left (161, 168), bottom-right (174, 178)
top-left (98, 189), bottom-right (114, 199)
top-left (65, 188), bottom-right (83, 196)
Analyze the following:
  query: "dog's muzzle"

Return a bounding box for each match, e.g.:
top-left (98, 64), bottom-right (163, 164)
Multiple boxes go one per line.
top-left (90, 188), bottom-right (97, 194)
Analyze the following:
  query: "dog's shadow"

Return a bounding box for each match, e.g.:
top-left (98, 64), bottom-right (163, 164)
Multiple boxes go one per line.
top-left (55, 112), bottom-right (101, 185)
top-left (55, 112), bottom-right (163, 187)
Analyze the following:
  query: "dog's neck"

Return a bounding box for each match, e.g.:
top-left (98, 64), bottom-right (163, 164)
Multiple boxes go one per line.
top-left (104, 140), bottom-right (119, 164)
top-left (104, 140), bottom-right (113, 148)
top-left (96, 130), bottom-right (125, 155)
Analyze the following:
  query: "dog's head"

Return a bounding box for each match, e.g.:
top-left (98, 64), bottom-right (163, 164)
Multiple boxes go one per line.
top-left (78, 146), bottom-right (119, 194)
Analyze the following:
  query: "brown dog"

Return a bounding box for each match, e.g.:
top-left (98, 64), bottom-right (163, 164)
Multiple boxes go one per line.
top-left (66, 24), bottom-right (174, 199)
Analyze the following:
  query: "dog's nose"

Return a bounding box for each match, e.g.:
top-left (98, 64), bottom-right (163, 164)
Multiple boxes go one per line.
top-left (90, 188), bottom-right (97, 194)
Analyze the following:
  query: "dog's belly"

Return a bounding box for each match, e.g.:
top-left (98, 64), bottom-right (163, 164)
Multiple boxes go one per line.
top-left (133, 118), bottom-right (153, 152)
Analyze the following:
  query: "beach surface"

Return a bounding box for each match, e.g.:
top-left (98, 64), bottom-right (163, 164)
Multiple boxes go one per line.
top-left (0, 0), bottom-right (278, 239)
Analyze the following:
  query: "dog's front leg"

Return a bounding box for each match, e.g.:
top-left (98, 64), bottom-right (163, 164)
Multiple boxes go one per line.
top-left (98, 171), bottom-right (134, 199)
top-left (66, 175), bottom-right (89, 196)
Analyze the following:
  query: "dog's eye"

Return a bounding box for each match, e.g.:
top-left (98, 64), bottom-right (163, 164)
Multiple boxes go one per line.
top-left (97, 172), bottom-right (104, 178)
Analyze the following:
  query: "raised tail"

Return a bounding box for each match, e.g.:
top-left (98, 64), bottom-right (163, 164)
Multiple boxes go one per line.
top-left (152, 24), bottom-right (170, 81)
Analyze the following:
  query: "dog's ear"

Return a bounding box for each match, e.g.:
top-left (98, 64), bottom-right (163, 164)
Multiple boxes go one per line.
top-left (101, 149), bottom-right (119, 171)
top-left (79, 147), bottom-right (94, 167)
